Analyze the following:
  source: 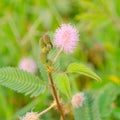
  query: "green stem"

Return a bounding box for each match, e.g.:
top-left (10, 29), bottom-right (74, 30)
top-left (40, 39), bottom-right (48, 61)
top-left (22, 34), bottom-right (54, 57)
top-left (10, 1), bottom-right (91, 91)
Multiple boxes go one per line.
top-left (38, 102), bottom-right (56, 116)
top-left (53, 47), bottom-right (63, 64)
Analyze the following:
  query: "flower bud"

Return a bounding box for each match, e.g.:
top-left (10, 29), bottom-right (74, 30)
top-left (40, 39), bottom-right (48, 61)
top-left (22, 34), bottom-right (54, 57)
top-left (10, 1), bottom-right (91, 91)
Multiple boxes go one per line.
top-left (46, 44), bottom-right (53, 51)
top-left (71, 92), bottom-right (85, 108)
top-left (39, 38), bottom-right (46, 48)
top-left (41, 47), bottom-right (49, 54)
top-left (20, 112), bottom-right (39, 120)
top-left (43, 34), bottom-right (51, 44)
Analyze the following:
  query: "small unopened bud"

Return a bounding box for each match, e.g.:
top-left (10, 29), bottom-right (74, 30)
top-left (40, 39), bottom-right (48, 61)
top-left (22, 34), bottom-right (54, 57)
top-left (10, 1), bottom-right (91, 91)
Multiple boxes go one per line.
top-left (43, 34), bottom-right (51, 44)
top-left (20, 112), bottom-right (39, 120)
top-left (46, 44), bottom-right (53, 51)
top-left (39, 38), bottom-right (46, 48)
top-left (71, 92), bottom-right (85, 108)
top-left (41, 47), bottom-right (49, 54)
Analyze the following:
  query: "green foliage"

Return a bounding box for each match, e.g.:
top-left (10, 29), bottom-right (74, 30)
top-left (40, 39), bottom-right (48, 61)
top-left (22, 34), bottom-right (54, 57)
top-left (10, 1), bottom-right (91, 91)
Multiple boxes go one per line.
top-left (0, 67), bottom-right (45, 97)
top-left (74, 91), bottom-right (101, 120)
top-left (96, 83), bottom-right (120, 119)
top-left (75, 0), bottom-right (117, 31)
top-left (14, 98), bottom-right (40, 119)
top-left (14, 92), bottom-right (48, 119)
top-left (113, 107), bottom-right (120, 119)
top-left (39, 61), bottom-right (49, 83)
top-left (67, 63), bottom-right (101, 81)
top-left (73, 83), bottom-right (120, 120)
top-left (0, 87), bottom-right (12, 119)
top-left (55, 74), bottom-right (71, 98)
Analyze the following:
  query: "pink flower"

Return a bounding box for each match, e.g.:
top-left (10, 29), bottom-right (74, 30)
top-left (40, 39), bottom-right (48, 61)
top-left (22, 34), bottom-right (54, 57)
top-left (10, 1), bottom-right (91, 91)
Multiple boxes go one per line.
top-left (20, 112), bottom-right (39, 120)
top-left (71, 92), bottom-right (85, 108)
top-left (54, 24), bottom-right (79, 53)
top-left (18, 58), bottom-right (37, 74)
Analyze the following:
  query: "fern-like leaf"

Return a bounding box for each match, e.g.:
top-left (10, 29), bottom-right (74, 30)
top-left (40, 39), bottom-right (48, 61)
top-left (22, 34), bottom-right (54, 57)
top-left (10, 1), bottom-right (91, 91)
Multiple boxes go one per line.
top-left (74, 92), bottom-right (102, 120)
top-left (0, 67), bottom-right (46, 97)
top-left (96, 83), bottom-right (120, 119)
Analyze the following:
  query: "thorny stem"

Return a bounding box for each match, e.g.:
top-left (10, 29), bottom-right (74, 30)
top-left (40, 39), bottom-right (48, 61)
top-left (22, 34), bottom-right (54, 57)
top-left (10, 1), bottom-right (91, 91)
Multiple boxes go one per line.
top-left (53, 47), bottom-right (63, 64)
top-left (48, 72), bottom-right (66, 120)
top-left (38, 102), bottom-right (56, 116)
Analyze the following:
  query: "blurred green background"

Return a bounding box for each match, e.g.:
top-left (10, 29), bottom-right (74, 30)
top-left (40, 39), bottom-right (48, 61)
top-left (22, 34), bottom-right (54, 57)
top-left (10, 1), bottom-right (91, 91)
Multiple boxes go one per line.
top-left (0, 0), bottom-right (120, 120)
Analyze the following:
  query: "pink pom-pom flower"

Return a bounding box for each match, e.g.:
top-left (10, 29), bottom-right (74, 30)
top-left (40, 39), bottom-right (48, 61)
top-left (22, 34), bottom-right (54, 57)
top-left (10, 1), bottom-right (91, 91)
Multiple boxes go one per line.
top-left (71, 92), bottom-right (85, 108)
top-left (54, 24), bottom-right (79, 53)
top-left (18, 58), bottom-right (37, 74)
top-left (20, 112), bottom-right (39, 120)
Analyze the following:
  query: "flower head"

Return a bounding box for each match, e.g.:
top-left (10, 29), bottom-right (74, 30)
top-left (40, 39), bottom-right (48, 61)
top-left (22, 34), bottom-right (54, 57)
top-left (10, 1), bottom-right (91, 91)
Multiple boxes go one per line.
top-left (54, 24), bottom-right (79, 53)
top-left (20, 112), bottom-right (39, 120)
top-left (18, 58), bottom-right (37, 74)
top-left (71, 92), bottom-right (85, 108)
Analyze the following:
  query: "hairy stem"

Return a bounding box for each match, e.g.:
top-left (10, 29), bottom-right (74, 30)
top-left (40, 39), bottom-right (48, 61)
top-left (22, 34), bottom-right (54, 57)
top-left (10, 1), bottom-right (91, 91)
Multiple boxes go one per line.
top-left (48, 72), bottom-right (65, 120)
top-left (38, 102), bottom-right (56, 116)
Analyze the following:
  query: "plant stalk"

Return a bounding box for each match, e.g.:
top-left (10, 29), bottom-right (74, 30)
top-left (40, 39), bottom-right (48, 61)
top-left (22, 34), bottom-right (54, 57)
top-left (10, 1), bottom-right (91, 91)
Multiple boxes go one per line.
top-left (48, 72), bottom-right (65, 120)
top-left (38, 102), bottom-right (56, 116)
top-left (53, 47), bottom-right (63, 64)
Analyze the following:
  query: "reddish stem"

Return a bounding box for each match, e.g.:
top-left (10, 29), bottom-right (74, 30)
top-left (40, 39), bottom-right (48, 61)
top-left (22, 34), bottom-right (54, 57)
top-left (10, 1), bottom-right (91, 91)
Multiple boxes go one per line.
top-left (48, 72), bottom-right (65, 120)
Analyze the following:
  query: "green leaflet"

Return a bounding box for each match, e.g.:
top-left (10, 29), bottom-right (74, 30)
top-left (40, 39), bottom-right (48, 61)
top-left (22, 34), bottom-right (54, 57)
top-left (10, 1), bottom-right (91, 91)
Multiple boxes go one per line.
top-left (0, 67), bottom-right (46, 97)
top-left (67, 63), bottom-right (101, 81)
top-left (55, 74), bottom-right (71, 98)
